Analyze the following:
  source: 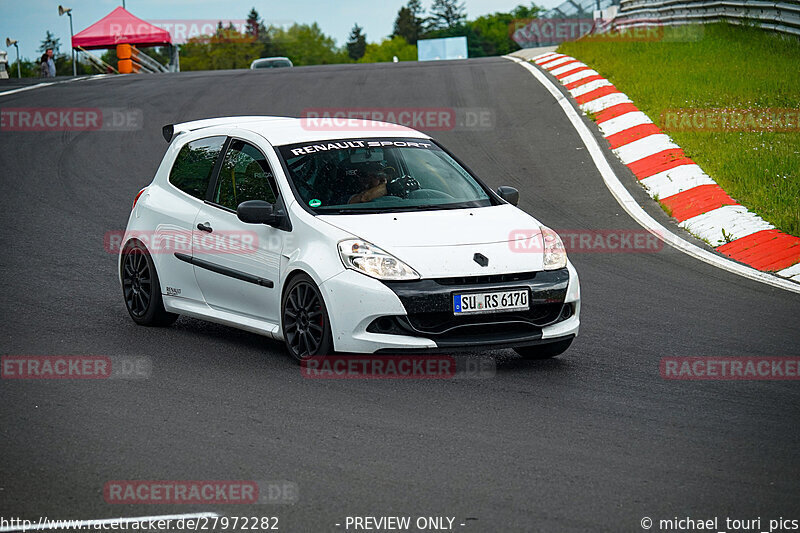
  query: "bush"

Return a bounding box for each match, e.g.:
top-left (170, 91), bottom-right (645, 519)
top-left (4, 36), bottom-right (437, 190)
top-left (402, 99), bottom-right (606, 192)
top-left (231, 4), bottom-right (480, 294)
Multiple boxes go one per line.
top-left (359, 36), bottom-right (417, 63)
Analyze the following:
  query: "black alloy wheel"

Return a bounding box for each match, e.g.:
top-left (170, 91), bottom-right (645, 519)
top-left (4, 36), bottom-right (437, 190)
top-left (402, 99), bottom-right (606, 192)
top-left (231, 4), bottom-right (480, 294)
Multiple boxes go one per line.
top-left (282, 274), bottom-right (333, 361)
top-left (121, 241), bottom-right (178, 326)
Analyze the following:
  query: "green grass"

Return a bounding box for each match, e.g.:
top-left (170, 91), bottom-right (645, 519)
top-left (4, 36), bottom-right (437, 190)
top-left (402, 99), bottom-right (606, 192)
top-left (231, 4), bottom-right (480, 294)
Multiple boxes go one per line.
top-left (559, 23), bottom-right (800, 237)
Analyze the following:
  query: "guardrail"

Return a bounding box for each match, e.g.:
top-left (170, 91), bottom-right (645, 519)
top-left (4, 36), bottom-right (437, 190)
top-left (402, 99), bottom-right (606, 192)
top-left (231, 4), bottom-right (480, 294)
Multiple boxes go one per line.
top-left (609, 0), bottom-right (800, 37)
top-left (542, 0), bottom-right (619, 19)
top-left (76, 46), bottom-right (119, 74)
top-left (134, 48), bottom-right (169, 73)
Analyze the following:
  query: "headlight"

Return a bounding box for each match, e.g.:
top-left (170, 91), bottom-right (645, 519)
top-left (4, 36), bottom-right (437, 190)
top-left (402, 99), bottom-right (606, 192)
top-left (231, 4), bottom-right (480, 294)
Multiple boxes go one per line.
top-left (541, 226), bottom-right (567, 270)
top-left (338, 239), bottom-right (420, 280)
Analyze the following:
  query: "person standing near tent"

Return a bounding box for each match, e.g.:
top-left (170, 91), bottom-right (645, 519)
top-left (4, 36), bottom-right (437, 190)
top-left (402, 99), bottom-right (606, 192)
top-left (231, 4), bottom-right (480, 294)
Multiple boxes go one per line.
top-left (39, 48), bottom-right (56, 78)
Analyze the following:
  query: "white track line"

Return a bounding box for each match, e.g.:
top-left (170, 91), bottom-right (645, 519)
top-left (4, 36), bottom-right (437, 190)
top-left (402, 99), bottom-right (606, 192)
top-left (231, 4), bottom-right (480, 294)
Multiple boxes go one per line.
top-left (503, 55), bottom-right (800, 294)
top-left (613, 134), bottom-right (680, 165)
top-left (550, 62), bottom-right (586, 77)
top-left (640, 165), bottom-right (717, 199)
top-left (777, 263), bottom-right (800, 280)
top-left (0, 75), bottom-right (113, 98)
top-left (0, 82), bottom-right (56, 97)
top-left (579, 93), bottom-right (631, 114)
top-left (540, 56), bottom-right (575, 69)
top-left (0, 513), bottom-right (220, 532)
top-left (534, 53), bottom-right (562, 64)
top-left (569, 79), bottom-right (613, 98)
top-left (597, 111), bottom-right (653, 137)
top-left (560, 69), bottom-right (599, 85)
top-left (679, 205), bottom-right (775, 247)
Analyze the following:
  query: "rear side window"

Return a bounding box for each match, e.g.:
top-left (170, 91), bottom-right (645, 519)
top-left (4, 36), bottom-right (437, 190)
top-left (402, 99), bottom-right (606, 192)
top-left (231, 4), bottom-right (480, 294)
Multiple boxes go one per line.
top-left (169, 136), bottom-right (226, 200)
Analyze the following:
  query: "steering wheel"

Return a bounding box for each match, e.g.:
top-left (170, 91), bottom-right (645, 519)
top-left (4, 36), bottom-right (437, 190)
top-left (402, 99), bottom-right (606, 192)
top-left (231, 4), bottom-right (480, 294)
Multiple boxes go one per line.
top-left (386, 174), bottom-right (421, 198)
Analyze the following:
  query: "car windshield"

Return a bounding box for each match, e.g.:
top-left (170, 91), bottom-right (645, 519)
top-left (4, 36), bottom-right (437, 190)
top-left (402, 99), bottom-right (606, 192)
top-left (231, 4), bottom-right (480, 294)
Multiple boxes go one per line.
top-left (277, 138), bottom-right (493, 214)
top-left (255, 59), bottom-right (291, 68)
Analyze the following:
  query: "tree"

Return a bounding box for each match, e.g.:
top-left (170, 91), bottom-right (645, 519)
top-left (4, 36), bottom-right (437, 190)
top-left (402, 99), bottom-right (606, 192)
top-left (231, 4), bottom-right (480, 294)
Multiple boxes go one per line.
top-left (428, 0), bottom-right (466, 31)
top-left (346, 24), bottom-right (367, 61)
top-left (420, 3), bottom-right (544, 58)
top-left (266, 23), bottom-right (348, 66)
top-left (8, 58), bottom-right (39, 77)
top-left (38, 31), bottom-right (61, 56)
top-left (35, 30), bottom-right (92, 75)
top-left (179, 26), bottom-right (262, 71)
top-left (246, 8), bottom-right (266, 40)
top-left (393, 0), bottom-right (425, 44)
top-left (469, 7), bottom-right (543, 56)
top-left (243, 8), bottom-right (277, 59)
top-left (511, 3), bottom-right (542, 19)
top-left (359, 36), bottom-right (417, 63)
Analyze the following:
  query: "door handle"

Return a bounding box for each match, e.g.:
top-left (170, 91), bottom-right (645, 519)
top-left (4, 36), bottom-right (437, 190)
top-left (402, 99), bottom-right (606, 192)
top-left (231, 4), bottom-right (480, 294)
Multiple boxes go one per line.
top-left (197, 222), bottom-right (213, 233)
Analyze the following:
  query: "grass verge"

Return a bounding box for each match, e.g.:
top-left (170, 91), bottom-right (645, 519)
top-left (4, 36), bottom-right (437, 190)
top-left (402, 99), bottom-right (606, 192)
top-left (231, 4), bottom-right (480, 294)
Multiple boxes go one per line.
top-left (559, 23), bottom-right (800, 237)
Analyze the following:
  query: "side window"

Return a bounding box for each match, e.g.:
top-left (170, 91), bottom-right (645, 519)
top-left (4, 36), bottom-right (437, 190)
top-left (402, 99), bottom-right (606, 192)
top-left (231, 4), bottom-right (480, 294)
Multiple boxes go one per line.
top-left (168, 136), bottom-right (226, 200)
top-left (214, 139), bottom-right (277, 210)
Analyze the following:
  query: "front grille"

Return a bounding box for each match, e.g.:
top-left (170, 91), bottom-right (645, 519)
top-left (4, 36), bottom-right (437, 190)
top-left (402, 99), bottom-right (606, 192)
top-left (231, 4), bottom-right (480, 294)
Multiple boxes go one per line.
top-left (407, 303), bottom-right (564, 334)
top-left (368, 303), bottom-right (574, 342)
top-left (375, 268), bottom-right (572, 345)
top-left (434, 272), bottom-right (538, 285)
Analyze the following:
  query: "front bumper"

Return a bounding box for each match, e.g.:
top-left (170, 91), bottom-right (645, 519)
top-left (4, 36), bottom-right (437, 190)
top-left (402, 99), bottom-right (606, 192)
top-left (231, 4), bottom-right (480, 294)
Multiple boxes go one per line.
top-left (320, 264), bottom-right (580, 354)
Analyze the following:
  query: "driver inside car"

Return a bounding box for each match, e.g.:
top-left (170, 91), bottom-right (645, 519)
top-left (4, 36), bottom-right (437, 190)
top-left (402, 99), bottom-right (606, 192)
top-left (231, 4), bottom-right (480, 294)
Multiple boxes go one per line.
top-left (348, 166), bottom-right (394, 204)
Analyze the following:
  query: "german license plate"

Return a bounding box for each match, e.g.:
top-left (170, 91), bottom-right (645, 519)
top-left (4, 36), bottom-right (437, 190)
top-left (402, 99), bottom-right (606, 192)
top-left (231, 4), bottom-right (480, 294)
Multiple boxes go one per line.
top-left (453, 289), bottom-right (529, 314)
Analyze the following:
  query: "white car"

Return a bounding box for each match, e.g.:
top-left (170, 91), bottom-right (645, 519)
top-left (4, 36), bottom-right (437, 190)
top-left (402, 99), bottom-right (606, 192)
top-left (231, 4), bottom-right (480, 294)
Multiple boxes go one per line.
top-left (119, 116), bottom-right (580, 361)
top-left (250, 57), bottom-right (293, 69)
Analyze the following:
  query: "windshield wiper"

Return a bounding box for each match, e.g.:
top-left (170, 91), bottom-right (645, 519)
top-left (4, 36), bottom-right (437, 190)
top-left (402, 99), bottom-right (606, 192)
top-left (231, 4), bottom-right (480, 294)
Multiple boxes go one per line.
top-left (315, 203), bottom-right (479, 215)
top-left (410, 203), bottom-right (473, 210)
top-left (316, 208), bottom-right (386, 215)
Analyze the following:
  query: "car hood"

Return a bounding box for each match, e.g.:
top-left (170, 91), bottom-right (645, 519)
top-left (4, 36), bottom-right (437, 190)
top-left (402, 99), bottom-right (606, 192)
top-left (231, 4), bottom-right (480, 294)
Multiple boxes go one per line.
top-left (318, 204), bottom-right (547, 277)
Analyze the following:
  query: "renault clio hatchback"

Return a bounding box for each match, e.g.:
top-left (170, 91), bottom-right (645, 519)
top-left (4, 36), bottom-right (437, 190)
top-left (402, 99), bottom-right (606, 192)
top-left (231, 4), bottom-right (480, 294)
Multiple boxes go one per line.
top-left (119, 116), bottom-right (580, 361)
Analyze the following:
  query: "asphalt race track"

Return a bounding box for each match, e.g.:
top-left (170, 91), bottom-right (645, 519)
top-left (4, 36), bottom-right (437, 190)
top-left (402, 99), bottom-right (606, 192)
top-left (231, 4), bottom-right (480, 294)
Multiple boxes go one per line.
top-left (1, 58), bottom-right (799, 532)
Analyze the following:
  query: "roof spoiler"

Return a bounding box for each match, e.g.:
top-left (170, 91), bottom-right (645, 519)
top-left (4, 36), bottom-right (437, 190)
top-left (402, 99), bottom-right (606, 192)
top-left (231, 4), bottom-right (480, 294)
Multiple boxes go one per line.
top-left (161, 116), bottom-right (283, 143)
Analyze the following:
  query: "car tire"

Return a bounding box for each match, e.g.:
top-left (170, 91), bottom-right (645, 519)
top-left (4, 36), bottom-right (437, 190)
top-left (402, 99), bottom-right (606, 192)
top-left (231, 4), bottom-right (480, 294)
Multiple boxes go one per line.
top-left (281, 273), bottom-right (333, 363)
top-left (513, 337), bottom-right (573, 360)
top-left (121, 241), bottom-right (178, 327)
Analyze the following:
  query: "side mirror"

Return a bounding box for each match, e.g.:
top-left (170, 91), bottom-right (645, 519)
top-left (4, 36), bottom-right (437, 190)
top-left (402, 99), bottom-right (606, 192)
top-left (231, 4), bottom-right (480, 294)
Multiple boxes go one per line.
top-left (496, 186), bottom-right (519, 206)
top-left (237, 200), bottom-right (279, 225)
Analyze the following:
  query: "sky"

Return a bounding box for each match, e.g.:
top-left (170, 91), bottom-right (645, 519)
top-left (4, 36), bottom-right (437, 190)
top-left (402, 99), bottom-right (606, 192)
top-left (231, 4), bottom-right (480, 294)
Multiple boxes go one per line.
top-left (0, 0), bottom-right (562, 61)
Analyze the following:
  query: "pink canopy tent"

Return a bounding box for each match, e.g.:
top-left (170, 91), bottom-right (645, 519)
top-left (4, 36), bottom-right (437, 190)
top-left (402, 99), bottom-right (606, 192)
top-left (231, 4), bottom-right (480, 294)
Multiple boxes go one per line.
top-left (72, 7), bottom-right (172, 49)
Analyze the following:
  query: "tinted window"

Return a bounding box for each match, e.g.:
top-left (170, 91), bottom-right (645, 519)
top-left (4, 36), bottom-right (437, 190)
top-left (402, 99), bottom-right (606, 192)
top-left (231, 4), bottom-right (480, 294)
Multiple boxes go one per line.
top-left (169, 136), bottom-right (226, 200)
top-left (255, 59), bottom-right (291, 68)
top-left (213, 139), bottom-right (277, 210)
top-left (277, 138), bottom-right (492, 214)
